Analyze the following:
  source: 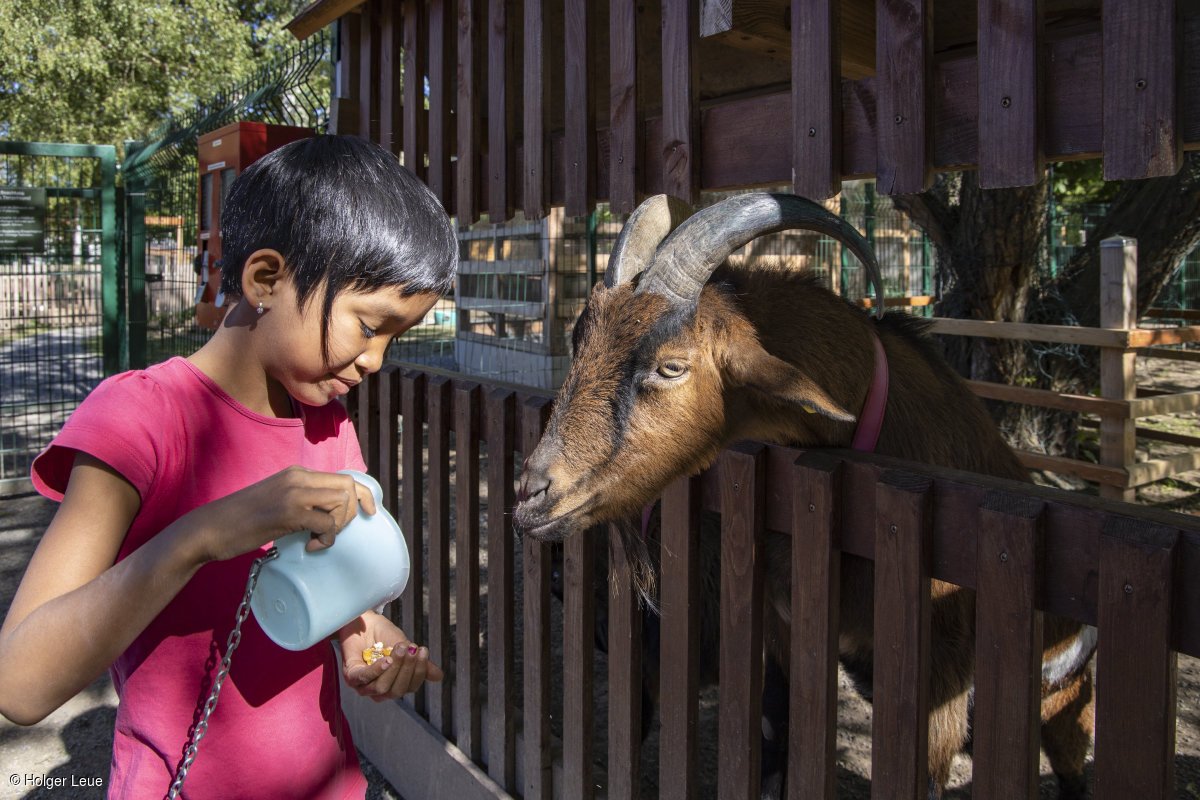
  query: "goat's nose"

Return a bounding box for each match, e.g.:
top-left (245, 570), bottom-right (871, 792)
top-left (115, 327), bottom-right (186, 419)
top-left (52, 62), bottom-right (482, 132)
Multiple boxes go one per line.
top-left (517, 468), bottom-right (550, 503)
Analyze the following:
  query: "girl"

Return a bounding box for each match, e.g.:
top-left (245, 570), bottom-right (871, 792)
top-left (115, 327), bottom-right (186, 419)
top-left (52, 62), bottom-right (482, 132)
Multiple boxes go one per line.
top-left (0, 135), bottom-right (452, 799)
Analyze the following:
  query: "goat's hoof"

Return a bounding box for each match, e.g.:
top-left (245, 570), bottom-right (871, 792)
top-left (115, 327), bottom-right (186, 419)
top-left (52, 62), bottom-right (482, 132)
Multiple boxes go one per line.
top-left (1056, 772), bottom-right (1088, 800)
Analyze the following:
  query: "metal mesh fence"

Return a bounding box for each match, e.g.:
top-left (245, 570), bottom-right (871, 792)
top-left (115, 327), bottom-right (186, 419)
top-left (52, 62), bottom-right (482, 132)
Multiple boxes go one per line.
top-left (0, 146), bottom-right (113, 486)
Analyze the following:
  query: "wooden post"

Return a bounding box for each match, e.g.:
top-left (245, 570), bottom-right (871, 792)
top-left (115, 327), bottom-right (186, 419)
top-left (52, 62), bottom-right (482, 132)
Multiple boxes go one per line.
top-left (1099, 236), bottom-right (1137, 502)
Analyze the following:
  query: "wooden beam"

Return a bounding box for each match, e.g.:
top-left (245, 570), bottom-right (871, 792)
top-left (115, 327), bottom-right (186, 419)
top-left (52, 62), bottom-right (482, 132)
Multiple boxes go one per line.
top-left (428, 0), bottom-right (456, 207)
top-left (965, 379), bottom-right (1131, 418)
top-left (875, 0), bottom-right (932, 194)
top-left (287, 0), bottom-right (365, 40)
top-left (403, 0), bottom-right (429, 179)
top-left (358, 0), bottom-right (380, 142)
top-left (379, 0), bottom-right (403, 154)
top-left (977, 0), bottom-right (1042, 188)
top-left (608, 0), bottom-right (640, 213)
top-left (564, 0), bottom-right (595, 216)
top-left (524, 0), bottom-right (548, 218)
top-left (928, 317), bottom-right (1130, 348)
top-left (662, 0), bottom-right (700, 202)
top-left (791, 0), bottom-right (841, 200)
top-left (457, 0), bottom-right (482, 223)
top-left (1103, 0), bottom-right (1181, 180)
top-left (1099, 236), bottom-right (1137, 502)
top-left (488, 0), bottom-right (516, 221)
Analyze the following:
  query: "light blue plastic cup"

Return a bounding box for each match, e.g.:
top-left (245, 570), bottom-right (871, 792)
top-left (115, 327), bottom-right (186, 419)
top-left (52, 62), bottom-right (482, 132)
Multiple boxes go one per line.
top-left (251, 470), bottom-right (410, 651)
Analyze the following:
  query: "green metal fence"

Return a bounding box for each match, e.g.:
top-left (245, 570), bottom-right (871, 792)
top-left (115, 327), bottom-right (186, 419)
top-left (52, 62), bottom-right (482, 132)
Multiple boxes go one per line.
top-left (0, 142), bottom-right (117, 489)
top-left (121, 30), bottom-right (332, 370)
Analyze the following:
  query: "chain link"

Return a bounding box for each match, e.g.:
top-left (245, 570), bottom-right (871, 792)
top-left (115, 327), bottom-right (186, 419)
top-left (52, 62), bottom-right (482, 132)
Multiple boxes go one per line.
top-left (166, 549), bottom-right (277, 800)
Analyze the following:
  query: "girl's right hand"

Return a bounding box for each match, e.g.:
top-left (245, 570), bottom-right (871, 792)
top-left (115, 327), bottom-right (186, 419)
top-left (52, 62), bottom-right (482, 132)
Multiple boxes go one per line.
top-left (185, 466), bottom-right (378, 564)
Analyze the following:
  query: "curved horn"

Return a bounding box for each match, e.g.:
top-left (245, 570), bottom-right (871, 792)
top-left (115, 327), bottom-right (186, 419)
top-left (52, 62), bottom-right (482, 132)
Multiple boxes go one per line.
top-left (636, 192), bottom-right (886, 318)
top-left (603, 194), bottom-right (694, 288)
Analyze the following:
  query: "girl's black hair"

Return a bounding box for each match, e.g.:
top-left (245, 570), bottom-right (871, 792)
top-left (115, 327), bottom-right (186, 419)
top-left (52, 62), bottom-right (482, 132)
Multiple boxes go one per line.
top-left (219, 134), bottom-right (457, 354)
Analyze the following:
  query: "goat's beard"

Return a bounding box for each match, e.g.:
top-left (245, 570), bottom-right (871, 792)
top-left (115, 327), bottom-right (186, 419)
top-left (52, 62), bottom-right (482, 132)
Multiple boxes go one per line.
top-left (610, 513), bottom-right (661, 614)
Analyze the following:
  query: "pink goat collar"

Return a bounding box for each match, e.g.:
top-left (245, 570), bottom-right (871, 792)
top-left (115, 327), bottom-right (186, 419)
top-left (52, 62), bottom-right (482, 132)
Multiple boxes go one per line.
top-left (850, 331), bottom-right (889, 453)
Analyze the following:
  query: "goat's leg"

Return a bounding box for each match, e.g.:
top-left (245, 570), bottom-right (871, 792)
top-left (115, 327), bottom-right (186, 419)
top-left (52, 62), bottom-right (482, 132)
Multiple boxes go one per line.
top-left (925, 585), bottom-right (976, 795)
top-left (1039, 666), bottom-right (1094, 800)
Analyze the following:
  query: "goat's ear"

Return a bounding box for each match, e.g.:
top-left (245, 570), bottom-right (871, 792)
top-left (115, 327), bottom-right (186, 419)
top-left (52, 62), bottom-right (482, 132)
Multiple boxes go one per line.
top-left (724, 344), bottom-right (857, 423)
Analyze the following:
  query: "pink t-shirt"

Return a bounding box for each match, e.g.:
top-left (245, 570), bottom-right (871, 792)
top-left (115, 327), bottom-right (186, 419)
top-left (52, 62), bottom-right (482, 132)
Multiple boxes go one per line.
top-left (32, 357), bottom-right (369, 800)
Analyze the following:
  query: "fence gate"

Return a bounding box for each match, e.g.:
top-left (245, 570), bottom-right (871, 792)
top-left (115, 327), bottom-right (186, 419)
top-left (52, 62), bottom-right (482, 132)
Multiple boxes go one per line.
top-left (0, 142), bottom-right (118, 491)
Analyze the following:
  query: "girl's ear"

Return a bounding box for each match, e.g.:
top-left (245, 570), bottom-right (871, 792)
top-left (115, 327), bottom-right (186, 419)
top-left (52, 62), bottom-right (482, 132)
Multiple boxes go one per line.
top-left (240, 249), bottom-right (288, 308)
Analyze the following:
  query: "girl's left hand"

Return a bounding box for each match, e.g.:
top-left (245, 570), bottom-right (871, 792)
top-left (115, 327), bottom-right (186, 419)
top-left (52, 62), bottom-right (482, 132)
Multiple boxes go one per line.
top-left (338, 611), bottom-right (444, 701)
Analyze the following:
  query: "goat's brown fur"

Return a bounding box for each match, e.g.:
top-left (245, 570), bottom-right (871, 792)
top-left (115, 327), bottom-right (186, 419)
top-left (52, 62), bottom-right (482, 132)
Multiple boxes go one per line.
top-left (516, 265), bottom-right (1094, 798)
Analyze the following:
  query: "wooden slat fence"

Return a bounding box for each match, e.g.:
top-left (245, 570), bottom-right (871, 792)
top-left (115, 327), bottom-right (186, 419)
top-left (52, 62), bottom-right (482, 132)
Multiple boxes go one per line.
top-left (298, 1), bottom-right (1200, 219)
top-left (342, 366), bottom-right (1200, 800)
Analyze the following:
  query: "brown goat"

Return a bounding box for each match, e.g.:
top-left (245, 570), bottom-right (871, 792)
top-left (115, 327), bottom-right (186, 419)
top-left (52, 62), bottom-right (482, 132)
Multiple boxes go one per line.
top-left (514, 193), bottom-right (1095, 798)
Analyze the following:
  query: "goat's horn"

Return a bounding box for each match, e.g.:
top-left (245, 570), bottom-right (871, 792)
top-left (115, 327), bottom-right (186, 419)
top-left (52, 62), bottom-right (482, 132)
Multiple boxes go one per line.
top-left (603, 194), bottom-right (694, 288)
top-left (636, 192), bottom-right (886, 318)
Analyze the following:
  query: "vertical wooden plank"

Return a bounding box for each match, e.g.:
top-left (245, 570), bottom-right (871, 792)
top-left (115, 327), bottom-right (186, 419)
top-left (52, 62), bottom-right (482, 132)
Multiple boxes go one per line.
top-left (1095, 518), bottom-right (1178, 800)
top-left (563, 527), bottom-right (595, 800)
top-left (522, 396), bottom-right (553, 800)
top-left (718, 443), bottom-right (766, 800)
top-left (400, 371), bottom-right (427, 713)
top-left (791, 0), bottom-right (841, 201)
top-left (789, 452), bottom-right (842, 800)
top-left (564, 0), bottom-right (595, 216)
top-left (875, 0), bottom-right (931, 194)
top-left (609, 518), bottom-right (645, 800)
top-left (608, 0), bottom-right (639, 214)
top-left (379, 0), bottom-right (404, 154)
top-left (457, 0), bottom-right (481, 223)
top-left (332, 14), bottom-right (362, 136)
top-left (486, 388), bottom-right (517, 790)
top-left (454, 383), bottom-right (482, 760)
top-left (427, 376), bottom-right (453, 735)
top-left (377, 366), bottom-right (400, 516)
top-left (661, 0), bottom-right (699, 202)
top-left (659, 477), bottom-right (701, 800)
top-left (871, 471), bottom-right (932, 800)
top-left (359, 0), bottom-right (381, 142)
top-left (489, 0), bottom-right (516, 221)
top-left (403, 0), bottom-right (429, 180)
top-left (1099, 236), bottom-right (1137, 502)
top-left (972, 493), bottom-right (1045, 800)
top-left (523, 0), bottom-right (548, 218)
top-left (429, 0), bottom-right (455, 207)
top-left (978, 0), bottom-right (1042, 188)
top-left (358, 372), bottom-right (381, 479)
top-left (1103, 0), bottom-right (1180, 180)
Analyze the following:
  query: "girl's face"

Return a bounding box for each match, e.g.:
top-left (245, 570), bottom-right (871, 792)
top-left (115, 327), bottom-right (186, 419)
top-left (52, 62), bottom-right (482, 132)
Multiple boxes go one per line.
top-left (259, 276), bottom-right (440, 407)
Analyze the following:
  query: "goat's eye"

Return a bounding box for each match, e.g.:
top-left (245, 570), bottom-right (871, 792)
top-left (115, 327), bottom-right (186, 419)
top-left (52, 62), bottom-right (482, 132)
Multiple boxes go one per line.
top-left (657, 360), bottom-right (688, 379)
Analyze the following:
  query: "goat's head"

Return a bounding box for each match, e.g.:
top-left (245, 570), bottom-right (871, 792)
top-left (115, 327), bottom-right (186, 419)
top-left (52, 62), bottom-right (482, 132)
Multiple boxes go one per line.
top-left (514, 193), bottom-right (883, 542)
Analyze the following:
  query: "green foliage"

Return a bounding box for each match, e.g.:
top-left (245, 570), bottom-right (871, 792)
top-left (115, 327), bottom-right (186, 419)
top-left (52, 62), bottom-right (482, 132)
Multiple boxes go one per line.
top-left (1050, 160), bottom-right (1121, 207)
top-left (0, 0), bottom-right (311, 154)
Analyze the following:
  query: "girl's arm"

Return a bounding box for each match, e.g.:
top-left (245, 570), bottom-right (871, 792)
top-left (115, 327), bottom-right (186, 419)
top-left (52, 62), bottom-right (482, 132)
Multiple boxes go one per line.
top-left (0, 453), bottom-right (375, 725)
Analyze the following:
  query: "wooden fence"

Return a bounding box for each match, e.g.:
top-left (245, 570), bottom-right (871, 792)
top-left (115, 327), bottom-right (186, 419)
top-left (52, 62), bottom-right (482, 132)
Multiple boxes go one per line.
top-left (342, 366), bottom-right (1200, 799)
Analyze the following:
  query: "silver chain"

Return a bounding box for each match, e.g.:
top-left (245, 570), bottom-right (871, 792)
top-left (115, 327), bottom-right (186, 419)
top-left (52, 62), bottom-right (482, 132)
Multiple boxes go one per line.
top-left (166, 549), bottom-right (277, 800)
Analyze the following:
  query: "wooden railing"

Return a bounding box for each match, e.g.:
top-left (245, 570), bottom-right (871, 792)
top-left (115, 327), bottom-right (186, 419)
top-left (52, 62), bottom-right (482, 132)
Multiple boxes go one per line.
top-left (343, 366), bottom-right (1200, 800)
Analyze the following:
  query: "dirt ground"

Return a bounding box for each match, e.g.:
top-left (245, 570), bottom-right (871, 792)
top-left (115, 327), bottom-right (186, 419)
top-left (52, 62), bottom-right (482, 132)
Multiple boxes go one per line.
top-left (1, 354), bottom-right (1196, 799)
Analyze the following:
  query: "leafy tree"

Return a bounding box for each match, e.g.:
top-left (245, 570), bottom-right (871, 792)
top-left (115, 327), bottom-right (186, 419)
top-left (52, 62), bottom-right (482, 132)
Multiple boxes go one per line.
top-left (0, 0), bottom-right (310, 152)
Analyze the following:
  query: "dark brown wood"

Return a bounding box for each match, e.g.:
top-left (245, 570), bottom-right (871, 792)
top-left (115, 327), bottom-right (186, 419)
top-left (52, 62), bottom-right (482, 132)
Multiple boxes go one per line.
top-left (977, 0), bottom-right (1042, 188)
top-left (658, 477), bottom-right (701, 800)
top-left (1095, 518), bottom-right (1179, 799)
top-left (428, 0), bottom-right (455, 207)
top-left (608, 0), bottom-right (639, 214)
top-left (457, 0), bottom-right (481, 223)
top-left (454, 383), bottom-right (482, 760)
top-left (661, 0), bottom-right (700, 202)
top-left (359, 0), bottom-right (381, 143)
top-left (563, 527), bottom-right (595, 800)
top-left (972, 492), bottom-right (1045, 800)
top-left (378, 0), bottom-right (403, 153)
top-left (377, 366), bottom-right (400, 516)
top-left (523, 0), bottom-right (548, 218)
top-left (332, 13), bottom-right (361, 137)
top-left (564, 0), bottom-right (595, 216)
top-left (427, 376), bottom-right (453, 736)
top-left (871, 470), bottom-right (932, 800)
top-left (400, 371), bottom-right (427, 713)
top-left (488, 0), bottom-right (515, 221)
top-left (357, 372), bottom-right (380, 476)
top-left (788, 452), bottom-right (842, 800)
top-left (875, 0), bottom-right (931, 194)
top-left (607, 520), bottom-right (644, 800)
top-left (521, 397), bottom-right (553, 800)
top-left (1102, 0), bottom-right (1180, 180)
top-left (485, 388), bottom-right (516, 790)
top-left (791, 0), bottom-right (841, 200)
top-left (718, 443), bottom-right (766, 800)
top-left (403, 0), bottom-right (429, 180)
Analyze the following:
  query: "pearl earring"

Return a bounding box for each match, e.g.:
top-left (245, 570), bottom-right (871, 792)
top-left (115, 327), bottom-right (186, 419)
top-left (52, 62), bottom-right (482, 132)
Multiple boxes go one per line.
top-left (256, 301), bottom-right (265, 316)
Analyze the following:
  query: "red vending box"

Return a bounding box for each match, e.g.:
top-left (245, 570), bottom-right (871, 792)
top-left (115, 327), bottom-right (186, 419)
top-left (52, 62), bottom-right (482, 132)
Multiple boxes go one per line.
top-left (194, 121), bottom-right (315, 330)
